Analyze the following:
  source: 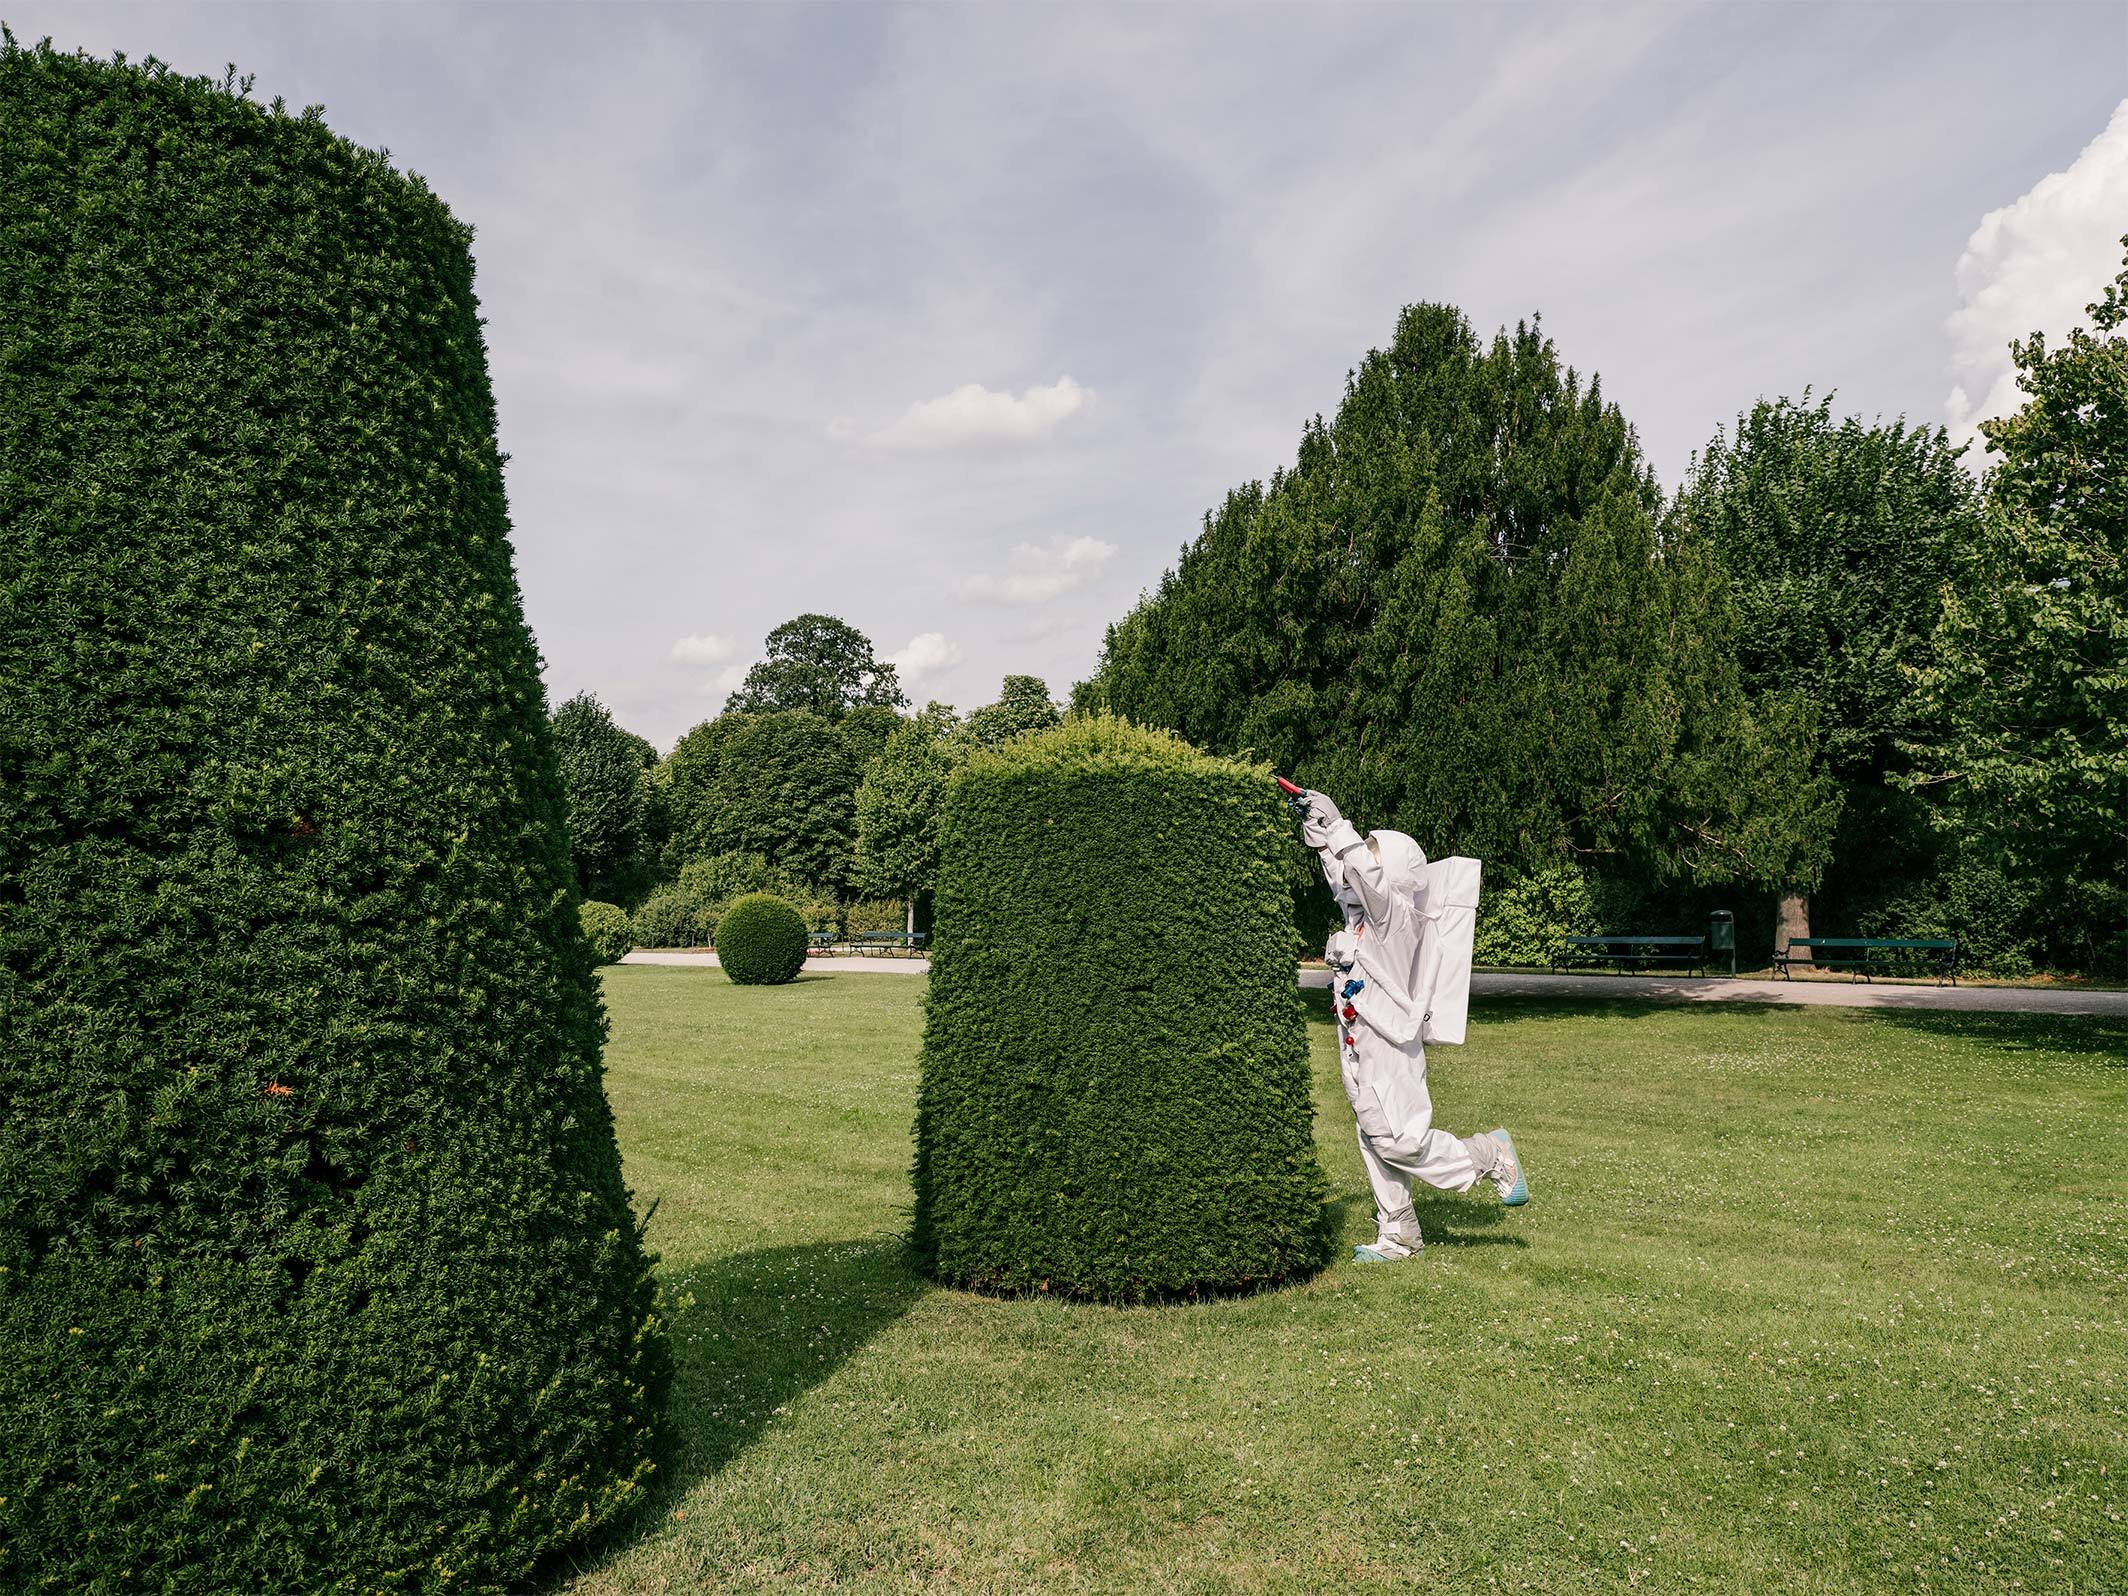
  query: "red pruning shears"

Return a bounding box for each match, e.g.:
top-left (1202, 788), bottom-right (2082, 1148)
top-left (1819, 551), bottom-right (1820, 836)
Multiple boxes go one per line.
top-left (1275, 776), bottom-right (1312, 820)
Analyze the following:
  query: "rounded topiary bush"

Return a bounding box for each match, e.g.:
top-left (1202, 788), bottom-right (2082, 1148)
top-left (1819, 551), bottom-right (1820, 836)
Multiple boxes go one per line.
top-left (0, 42), bottom-right (666, 1593)
top-left (913, 716), bottom-right (1330, 1302)
top-left (580, 899), bottom-right (636, 965)
top-left (715, 892), bottom-right (809, 985)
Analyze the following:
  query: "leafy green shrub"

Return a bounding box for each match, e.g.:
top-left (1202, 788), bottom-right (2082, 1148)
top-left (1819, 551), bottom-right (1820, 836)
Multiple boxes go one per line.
top-left (843, 897), bottom-right (910, 936)
top-left (678, 851), bottom-right (837, 937)
top-left (580, 900), bottom-right (636, 966)
top-left (715, 892), bottom-right (809, 984)
top-left (913, 716), bottom-right (1330, 1302)
top-left (1851, 851), bottom-right (2041, 978)
top-left (0, 42), bottom-right (665, 1592)
top-left (1473, 865), bottom-right (1597, 967)
top-left (633, 887), bottom-right (709, 947)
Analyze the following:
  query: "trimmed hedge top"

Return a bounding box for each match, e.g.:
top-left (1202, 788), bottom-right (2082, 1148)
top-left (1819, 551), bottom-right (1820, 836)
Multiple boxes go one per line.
top-left (913, 716), bottom-right (1330, 1302)
top-left (0, 41), bottom-right (664, 1593)
top-left (716, 892), bottom-right (809, 985)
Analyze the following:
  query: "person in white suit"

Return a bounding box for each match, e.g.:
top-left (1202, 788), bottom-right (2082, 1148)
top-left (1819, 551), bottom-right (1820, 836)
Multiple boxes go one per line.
top-left (1297, 787), bottom-right (1527, 1262)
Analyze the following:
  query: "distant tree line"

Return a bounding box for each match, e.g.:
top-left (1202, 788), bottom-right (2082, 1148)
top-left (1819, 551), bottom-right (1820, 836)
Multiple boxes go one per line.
top-left (1077, 246), bottom-right (2128, 976)
top-left (551, 614), bottom-right (1061, 946)
top-left (558, 243), bottom-right (2126, 977)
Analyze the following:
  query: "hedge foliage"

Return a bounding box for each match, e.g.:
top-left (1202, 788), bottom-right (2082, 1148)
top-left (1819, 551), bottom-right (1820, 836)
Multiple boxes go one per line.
top-left (632, 886), bottom-right (708, 948)
top-left (913, 716), bottom-right (1330, 1302)
top-left (715, 893), bottom-right (809, 985)
top-left (1472, 866), bottom-right (1598, 968)
top-left (0, 42), bottom-right (665, 1592)
top-left (679, 851), bottom-right (837, 934)
top-left (580, 900), bottom-right (636, 966)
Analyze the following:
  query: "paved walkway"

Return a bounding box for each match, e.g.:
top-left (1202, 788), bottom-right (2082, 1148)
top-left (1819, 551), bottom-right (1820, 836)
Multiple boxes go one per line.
top-left (623, 950), bottom-right (2128, 1016)
top-left (1461, 970), bottom-right (2128, 1017)
top-left (626, 949), bottom-right (928, 975)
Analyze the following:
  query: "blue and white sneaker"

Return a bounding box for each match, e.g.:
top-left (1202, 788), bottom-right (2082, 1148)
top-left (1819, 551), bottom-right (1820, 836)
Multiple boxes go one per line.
top-left (1489, 1127), bottom-right (1529, 1206)
top-left (1353, 1230), bottom-right (1420, 1263)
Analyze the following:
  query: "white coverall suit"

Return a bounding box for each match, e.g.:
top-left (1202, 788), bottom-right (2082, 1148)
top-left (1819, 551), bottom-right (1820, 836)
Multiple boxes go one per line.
top-left (1301, 792), bottom-right (1514, 1254)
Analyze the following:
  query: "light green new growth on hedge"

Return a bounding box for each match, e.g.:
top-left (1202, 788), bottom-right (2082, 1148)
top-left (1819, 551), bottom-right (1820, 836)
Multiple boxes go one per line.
top-left (715, 892), bottom-right (810, 985)
top-left (581, 899), bottom-right (637, 966)
top-left (913, 716), bottom-right (1331, 1302)
top-left (0, 39), bottom-right (665, 1594)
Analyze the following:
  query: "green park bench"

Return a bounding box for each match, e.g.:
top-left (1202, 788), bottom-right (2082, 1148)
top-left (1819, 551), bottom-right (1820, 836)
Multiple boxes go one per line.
top-left (1773, 937), bottom-right (1959, 985)
top-left (850, 930), bottom-right (928, 953)
top-left (1553, 934), bottom-right (1709, 976)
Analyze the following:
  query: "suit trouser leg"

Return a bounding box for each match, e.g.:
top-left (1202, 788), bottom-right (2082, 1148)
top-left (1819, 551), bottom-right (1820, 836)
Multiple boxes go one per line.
top-left (1347, 1038), bottom-right (1482, 1240)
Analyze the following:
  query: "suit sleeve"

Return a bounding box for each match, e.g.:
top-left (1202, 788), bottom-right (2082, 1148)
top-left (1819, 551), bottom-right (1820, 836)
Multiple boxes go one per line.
top-left (1318, 818), bottom-right (1392, 926)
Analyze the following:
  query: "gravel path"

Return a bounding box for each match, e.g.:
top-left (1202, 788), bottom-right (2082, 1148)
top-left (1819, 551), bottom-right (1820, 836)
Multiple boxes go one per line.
top-left (623, 950), bottom-right (2128, 1015)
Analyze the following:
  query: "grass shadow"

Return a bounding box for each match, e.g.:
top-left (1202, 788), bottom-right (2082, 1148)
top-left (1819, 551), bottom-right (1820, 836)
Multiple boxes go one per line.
top-left (540, 1237), bottom-right (926, 1587)
top-left (1468, 993), bottom-right (1804, 1026)
top-left (1306, 985), bottom-right (1799, 1029)
top-left (1410, 1190), bottom-right (1529, 1249)
top-left (1843, 1005), bottom-right (2128, 1062)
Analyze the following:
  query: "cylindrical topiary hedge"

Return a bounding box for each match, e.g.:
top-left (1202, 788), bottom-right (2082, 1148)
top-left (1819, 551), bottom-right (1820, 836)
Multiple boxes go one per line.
top-left (715, 892), bottom-right (809, 985)
top-left (0, 41), bottom-right (667, 1593)
top-left (913, 716), bottom-right (1331, 1302)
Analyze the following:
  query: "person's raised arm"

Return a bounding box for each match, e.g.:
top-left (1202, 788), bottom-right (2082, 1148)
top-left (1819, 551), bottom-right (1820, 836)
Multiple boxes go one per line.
top-left (1298, 789), bottom-right (1392, 925)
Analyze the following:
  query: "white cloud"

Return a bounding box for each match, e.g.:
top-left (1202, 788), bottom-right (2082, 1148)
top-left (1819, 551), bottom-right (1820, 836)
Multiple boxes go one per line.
top-left (669, 632), bottom-right (737, 664)
top-left (884, 631), bottom-right (963, 686)
top-left (1946, 99), bottom-right (2128, 455)
top-left (703, 663), bottom-right (749, 697)
top-left (864, 376), bottom-right (1093, 450)
top-left (957, 535), bottom-right (1118, 605)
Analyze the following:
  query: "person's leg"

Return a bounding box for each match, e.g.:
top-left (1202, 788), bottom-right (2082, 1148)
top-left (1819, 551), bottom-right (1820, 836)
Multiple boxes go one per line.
top-left (1343, 1046), bottom-right (1420, 1260)
top-left (1460, 1128), bottom-right (1529, 1205)
top-left (1364, 1046), bottom-right (1530, 1205)
top-left (1364, 1050), bottom-right (1481, 1193)
top-left (1354, 1125), bottom-right (1420, 1257)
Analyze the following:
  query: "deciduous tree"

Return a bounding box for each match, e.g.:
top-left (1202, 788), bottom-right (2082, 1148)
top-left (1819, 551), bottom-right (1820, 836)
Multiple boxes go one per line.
top-left (725, 613), bottom-right (906, 718)
top-left (550, 691), bottom-right (656, 904)
top-left (1910, 237), bottom-right (2128, 969)
top-left (1675, 394), bottom-right (1977, 941)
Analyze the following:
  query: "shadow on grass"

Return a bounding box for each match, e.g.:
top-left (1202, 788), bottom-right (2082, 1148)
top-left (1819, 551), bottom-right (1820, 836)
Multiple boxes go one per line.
top-left (1303, 985), bottom-right (1794, 1029)
top-left (1466, 993), bottom-right (1797, 1027)
top-left (1324, 1167), bottom-right (1527, 1252)
top-left (540, 1237), bottom-right (926, 1587)
top-left (1410, 1190), bottom-right (1528, 1249)
top-left (1845, 1005), bottom-right (2128, 1062)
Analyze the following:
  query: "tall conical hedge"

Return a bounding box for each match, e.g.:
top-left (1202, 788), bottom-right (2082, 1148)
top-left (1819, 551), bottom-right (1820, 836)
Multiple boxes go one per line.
top-left (0, 40), bottom-right (666, 1592)
top-left (912, 717), bottom-right (1330, 1302)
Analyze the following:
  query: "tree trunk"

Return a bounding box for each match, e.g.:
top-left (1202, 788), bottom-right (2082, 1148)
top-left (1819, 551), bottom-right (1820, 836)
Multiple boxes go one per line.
top-left (906, 899), bottom-right (917, 938)
top-left (1775, 893), bottom-right (1810, 965)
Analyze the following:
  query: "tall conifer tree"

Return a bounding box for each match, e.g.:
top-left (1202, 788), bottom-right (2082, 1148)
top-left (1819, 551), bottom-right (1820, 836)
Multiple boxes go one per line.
top-left (1078, 304), bottom-right (1834, 911)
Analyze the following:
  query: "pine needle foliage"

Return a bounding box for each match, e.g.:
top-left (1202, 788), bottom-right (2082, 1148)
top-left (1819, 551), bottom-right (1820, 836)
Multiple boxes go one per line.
top-left (714, 894), bottom-right (809, 986)
top-left (1075, 305), bottom-right (1836, 901)
top-left (912, 717), bottom-right (1331, 1303)
top-left (0, 40), bottom-right (666, 1593)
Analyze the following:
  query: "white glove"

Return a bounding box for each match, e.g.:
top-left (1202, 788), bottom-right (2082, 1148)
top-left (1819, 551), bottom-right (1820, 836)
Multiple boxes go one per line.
top-left (1299, 788), bottom-right (1343, 850)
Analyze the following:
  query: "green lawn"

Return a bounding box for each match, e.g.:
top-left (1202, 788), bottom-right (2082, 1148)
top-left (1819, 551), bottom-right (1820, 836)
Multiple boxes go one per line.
top-left (558, 968), bottom-right (2126, 1594)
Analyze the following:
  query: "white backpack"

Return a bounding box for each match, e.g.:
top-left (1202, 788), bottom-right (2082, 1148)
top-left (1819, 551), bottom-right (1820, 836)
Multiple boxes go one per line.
top-left (1413, 856), bottom-right (1482, 1045)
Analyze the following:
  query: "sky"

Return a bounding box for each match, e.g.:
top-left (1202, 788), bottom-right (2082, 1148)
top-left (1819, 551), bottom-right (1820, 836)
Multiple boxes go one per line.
top-left (15, 3), bottom-right (2128, 750)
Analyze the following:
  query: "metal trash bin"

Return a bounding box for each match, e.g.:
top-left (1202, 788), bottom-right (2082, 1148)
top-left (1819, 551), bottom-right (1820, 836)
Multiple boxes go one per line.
top-left (1709, 910), bottom-right (1735, 976)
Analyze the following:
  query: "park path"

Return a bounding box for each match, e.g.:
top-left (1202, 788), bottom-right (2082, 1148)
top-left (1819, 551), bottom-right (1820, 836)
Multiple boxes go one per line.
top-left (621, 950), bottom-right (2128, 1017)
